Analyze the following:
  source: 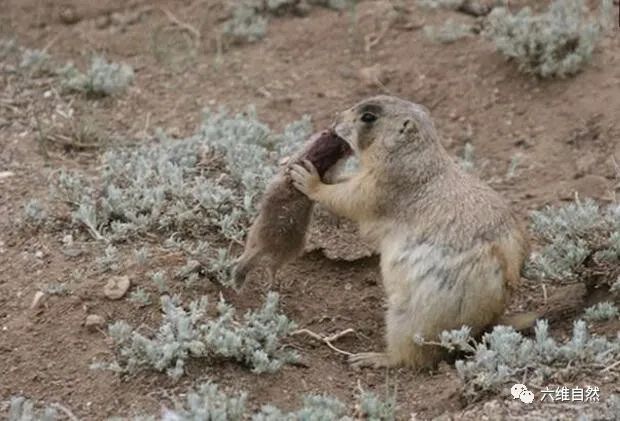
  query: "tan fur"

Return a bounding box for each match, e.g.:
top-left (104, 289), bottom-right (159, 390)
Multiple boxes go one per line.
top-left (290, 95), bottom-right (530, 369)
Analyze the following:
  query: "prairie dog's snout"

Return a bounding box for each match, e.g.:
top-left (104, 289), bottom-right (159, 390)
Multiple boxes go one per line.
top-left (332, 110), bottom-right (359, 155)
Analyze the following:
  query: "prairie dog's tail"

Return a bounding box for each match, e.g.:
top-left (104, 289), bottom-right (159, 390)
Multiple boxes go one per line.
top-left (497, 311), bottom-right (539, 333)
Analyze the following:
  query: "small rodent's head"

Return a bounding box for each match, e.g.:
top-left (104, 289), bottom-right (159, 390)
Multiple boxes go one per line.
top-left (332, 95), bottom-right (440, 160)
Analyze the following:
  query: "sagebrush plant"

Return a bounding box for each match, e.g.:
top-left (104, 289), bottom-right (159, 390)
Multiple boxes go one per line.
top-left (223, 2), bottom-right (268, 44)
top-left (7, 396), bottom-right (57, 421)
top-left (112, 392), bottom-right (395, 420)
top-left (57, 55), bottom-right (134, 96)
top-left (23, 199), bottom-right (48, 227)
top-left (134, 246), bottom-right (150, 267)
top-left (150, 271), bottom-right (168, 293)
top-left (161, 382), bottom-right (247, 421)
top-left (103, 292), bottom-right (297, 379)
top-left (528, 197), bottom-right (620, 291)
top-left (357, 390), bottom-right (397, 421)
top-left (506, 152), bottom-right (523, 179)
top-left (158, 384), bottom-right (395, 420)
top-left (438, 320), bottom-right (620, 400)
top-left (43, 283), bottom-right (70, 296)
top-left (49, 107), bottom-right (310, 285)
top-left (417, 0), bottom-right (510, 10)
top-left (222, 0), bottom-right (354, 43)
top-left (128, 287), bottom-right (152, 307)
top-left (583, 301), bottom-right (619, 322)
top-left (19, 48), bottom-right (53, 76)
top-left (96, 244), bottom-right (121, 273)
top-left (0, 38), bottom-right (18, 61)
top-left (485, 0), bottom-right (612, 78)
top-left (417, 0), bottom-right (466, 10)
top-left (424, 20), bottom-right (473, 44)
top-left (458, 142), bottom-right (476, 172)
top-left (256, 395), bottom-right (348, 420)
top-left (1, 39), bottom-right (133, 96)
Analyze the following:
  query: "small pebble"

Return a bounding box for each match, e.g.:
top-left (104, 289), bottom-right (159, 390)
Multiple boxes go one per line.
top-left (30, 291), bottom-right (45, 309)
top-left (85, 314), bottom-right (105, 331)
top-left (103, 276), bottom-right (131, 300)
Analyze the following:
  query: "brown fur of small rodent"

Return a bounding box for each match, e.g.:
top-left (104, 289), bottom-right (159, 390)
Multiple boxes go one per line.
top-left (232, 130), bottom-right (350, 288)
top-left (290, 95), bottom-right (530, 369)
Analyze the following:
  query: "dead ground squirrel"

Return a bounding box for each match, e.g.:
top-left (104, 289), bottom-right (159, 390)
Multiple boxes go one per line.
top-left (233, 130), bottom-right (351, 288)
top-left (289, 95), bottom-right (529, 369)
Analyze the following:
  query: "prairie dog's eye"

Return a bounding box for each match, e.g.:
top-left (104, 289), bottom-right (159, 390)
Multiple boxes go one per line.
top-left (361, 112), bottom-right (377, 123)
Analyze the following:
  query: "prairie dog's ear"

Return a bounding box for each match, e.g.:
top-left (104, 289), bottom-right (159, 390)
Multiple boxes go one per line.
top-left (400, 117), bottom-right (424, 146)
top-left (399, 119), bottom-right (411, 135)
top-left (384, 118), bottom-right (416, 151)
top-left (400, 118), bottom-right (419, 137)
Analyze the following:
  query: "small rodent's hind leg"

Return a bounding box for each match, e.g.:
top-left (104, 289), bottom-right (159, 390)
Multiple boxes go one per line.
top-left (264, 262), bottom-right (280, 287)
top-left (232, 248), bottom-right (263, 288)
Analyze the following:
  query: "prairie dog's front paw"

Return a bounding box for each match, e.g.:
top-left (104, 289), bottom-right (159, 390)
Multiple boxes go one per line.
top-left (289, 160), bottom-right (321, 199)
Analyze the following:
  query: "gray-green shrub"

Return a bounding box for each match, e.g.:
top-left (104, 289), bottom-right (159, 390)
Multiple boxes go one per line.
top-left (583, 302), bottom-right (619, 322)
top-left (7, 397), bottom-right (57, 421)
top-left (439, 320), bottom-right (620, 400)
top-left (528, 198), bottom-right (620, 290)
top-left (485, 0), bottom-right (612, 77)
top-left (58, 55), bottom-right (134, 96)
top-left (104, 292), bottom-right (297, 379)
top-left (49, 108), bottom-right (309, 284)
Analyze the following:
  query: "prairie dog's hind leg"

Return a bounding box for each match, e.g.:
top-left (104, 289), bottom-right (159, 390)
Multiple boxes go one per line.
top-left (349, 352), bottom-right (394, 369)
top-left (385, 313), bottom-right (445, 369)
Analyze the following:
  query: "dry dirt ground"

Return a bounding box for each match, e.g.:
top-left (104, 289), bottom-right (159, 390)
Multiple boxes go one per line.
top-left (1, 0), bottom-right (620, 419)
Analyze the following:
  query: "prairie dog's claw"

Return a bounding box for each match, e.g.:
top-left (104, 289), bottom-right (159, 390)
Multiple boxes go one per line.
top-left (290, 162), bottom-right (320, 198)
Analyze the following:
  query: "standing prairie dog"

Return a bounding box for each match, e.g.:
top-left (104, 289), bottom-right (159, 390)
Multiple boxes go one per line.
top-left (289, 95), bottom-right (529, 369)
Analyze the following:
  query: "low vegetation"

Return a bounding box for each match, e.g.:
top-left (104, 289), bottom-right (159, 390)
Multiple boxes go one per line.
top-left (528, 198), bottom-right (620, 291)
top-left (438, 320), bottom-right (620, 400)
top-left (99, 292), bottom-right (298, 379)
top-left (222, 0), bottom-right (356, 43)
top-left (485, 0), bottom-right (612, 77)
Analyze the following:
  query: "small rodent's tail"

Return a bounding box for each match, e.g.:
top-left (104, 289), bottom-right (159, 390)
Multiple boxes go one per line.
top-left (497, 311), bottom-right (539, 333)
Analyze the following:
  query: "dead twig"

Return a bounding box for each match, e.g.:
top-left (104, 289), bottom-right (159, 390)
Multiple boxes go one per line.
top-left (291, 328), bottom-right (355, 356)
top-left (46, 133), bottom-right (101, 150)
top-left (603, 359), bottom-right (620, 372)
top-left (50, 403), bottom-right (80, 421)
top-left (429, 93), bottom-right (448, 111)
top-left (364, 25), bottom-right (390, 53)
top-left (160, 7), bottom-right (201, 42)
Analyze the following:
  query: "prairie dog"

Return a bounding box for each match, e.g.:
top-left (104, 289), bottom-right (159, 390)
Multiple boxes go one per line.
top-left (290, 95), bottom-right (529, 368)
top-left (233, 130), bottom-right (351, 288)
